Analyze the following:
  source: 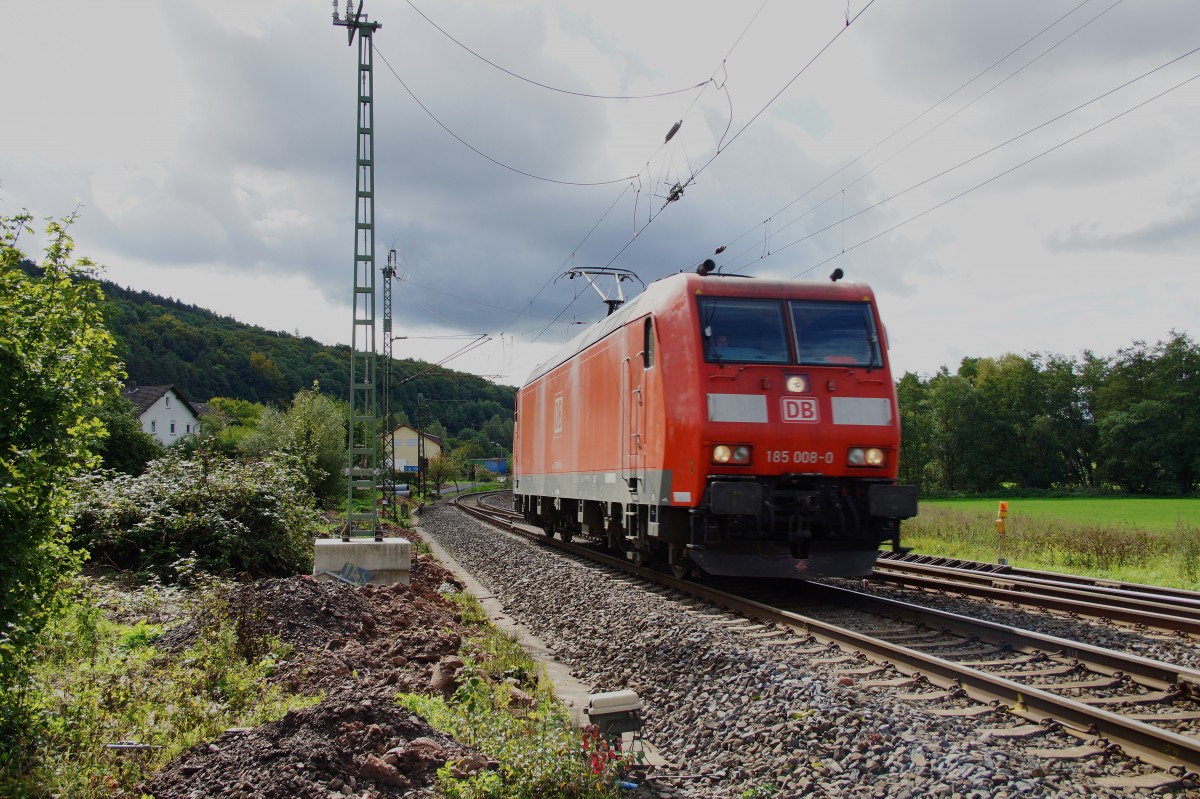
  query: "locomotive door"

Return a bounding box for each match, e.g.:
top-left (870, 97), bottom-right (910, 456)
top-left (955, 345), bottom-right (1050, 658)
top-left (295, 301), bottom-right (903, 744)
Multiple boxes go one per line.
top-left (621, 320), bottom-right (650, 497)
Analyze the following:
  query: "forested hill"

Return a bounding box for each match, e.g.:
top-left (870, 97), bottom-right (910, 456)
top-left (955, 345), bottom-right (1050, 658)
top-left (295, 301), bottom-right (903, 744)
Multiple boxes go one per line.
top-left (101, 282), bottom-right (516, 434)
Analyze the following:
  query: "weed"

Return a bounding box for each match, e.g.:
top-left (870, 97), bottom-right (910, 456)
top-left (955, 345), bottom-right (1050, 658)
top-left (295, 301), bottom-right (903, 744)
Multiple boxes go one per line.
top-left (0, 577), bottom-right (317, 799)
top-left (397, 600), bottom-right (627, 799)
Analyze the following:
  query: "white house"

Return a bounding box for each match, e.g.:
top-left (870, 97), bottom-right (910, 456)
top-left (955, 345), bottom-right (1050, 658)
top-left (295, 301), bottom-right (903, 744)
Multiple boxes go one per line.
top-left (121, 384), bottom-right (202, 447)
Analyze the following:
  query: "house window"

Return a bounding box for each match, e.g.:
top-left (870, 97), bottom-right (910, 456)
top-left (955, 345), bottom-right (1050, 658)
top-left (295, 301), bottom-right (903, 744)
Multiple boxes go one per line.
top-left (165, 396), bottom-right (171, 408)
top-left (186, 424), bottom-right (191, 433)
top-left (170, 421), bottom-right (176, 434)
top-left (151, 420), bottom-right (156, 433)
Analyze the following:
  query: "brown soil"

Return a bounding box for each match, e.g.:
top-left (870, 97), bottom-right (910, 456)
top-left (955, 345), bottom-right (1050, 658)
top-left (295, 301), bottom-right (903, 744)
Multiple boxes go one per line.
top-left (141, 527), bottom-right (480, 799)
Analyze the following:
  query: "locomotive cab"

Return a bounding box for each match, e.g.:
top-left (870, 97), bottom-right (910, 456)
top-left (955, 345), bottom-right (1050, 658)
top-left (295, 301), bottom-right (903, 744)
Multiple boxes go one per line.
top-left (687, 289), bottom-right (917, 577)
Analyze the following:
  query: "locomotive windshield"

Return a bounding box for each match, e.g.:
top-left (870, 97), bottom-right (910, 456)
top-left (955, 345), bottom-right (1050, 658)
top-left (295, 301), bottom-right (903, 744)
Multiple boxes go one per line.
top-left (698, 296), bottom-right (881, 367)
top-left (790, 300), bottom-right (881, 367)
top-left (698, 297), bottom-right (790, 364)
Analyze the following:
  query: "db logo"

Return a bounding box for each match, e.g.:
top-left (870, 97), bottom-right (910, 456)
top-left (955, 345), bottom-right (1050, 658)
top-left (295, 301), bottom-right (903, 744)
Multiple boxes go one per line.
top-left (782, 397), bottom-right (819, 423)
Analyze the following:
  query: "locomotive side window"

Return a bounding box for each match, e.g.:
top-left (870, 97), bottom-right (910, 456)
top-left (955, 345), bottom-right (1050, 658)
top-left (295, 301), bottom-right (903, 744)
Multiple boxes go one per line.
top-left (698, 297), bottom-right (791, 364)
top-left (789, 301), bottom-right (882, 367)
top-left (643, 317), bottom-right (655, 369)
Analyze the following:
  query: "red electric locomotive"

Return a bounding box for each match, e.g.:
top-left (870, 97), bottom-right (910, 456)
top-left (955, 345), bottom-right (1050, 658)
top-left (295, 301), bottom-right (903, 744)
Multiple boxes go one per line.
top-left (512, 268), bottom-right (917, 579)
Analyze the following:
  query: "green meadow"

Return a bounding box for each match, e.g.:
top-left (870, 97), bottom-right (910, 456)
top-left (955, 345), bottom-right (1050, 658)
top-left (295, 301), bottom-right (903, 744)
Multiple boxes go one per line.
top-left (902, 497), bottom-right (1200, 590)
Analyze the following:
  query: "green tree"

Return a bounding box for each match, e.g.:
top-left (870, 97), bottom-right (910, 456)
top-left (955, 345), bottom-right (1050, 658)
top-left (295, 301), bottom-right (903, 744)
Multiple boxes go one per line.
top-left (238, 383), bottom-right (346, 505)
top-left (968, 353), bottom-right (1087, 489)
top-left (1094, 333), bottom-right (1200, 493)
top-left (896, 372), bottom-right (933, 492)
top-left (923, 370), bottom-right (990, 491)
top-left (426, 453), bottom-right (462, 495)
top-left (95, 393), bottom-right (162, 475)
top-left (193, 396), bottom-right (266, 456)
top-left (1, 213), bottom-right (123, 756)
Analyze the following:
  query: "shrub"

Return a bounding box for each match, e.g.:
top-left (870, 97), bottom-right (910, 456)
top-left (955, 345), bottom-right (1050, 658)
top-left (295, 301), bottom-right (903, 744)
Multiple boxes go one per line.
top-left (69, 450), bottom-right (320, 580)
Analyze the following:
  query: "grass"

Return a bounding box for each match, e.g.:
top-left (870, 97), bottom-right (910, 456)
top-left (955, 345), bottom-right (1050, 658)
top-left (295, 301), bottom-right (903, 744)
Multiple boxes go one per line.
top-left (0, 576), bottom-right (318, 799)
top-left (903, 500), bottom-right (1200, 589)
top-left (397, 591), bottom-right (632, 799)
top-left (921, 496), bottom-right (1200, 532)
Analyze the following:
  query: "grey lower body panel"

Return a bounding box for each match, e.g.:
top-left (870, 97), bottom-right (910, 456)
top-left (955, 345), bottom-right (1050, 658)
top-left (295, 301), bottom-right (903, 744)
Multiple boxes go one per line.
top-left (515, 469), bottom-right (673, 506)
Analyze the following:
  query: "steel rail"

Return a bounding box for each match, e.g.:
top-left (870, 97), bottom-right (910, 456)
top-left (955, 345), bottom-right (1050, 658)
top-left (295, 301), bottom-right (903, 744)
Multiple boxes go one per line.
top-left (451, 493), bottom-right (1200, 774)
top-left (868, 564), bottom-right (1200, 637)
top-left (878, 551), bottom-right (1200, 604)
top-left (873, 560), bottom-right (1200, 615)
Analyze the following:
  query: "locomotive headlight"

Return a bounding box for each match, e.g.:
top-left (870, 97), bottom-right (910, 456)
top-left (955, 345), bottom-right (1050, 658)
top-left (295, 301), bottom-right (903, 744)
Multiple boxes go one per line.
top-left (848, 447), bottom-right (886, 467)
top-left (785, 374), bottom-right (810, 393)
top-left (712, 444), bottom-right (752, 464)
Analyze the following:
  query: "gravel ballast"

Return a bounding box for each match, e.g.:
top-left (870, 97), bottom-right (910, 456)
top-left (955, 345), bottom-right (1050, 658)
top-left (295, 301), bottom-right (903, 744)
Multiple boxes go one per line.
top-left (419, 501), bottom-right (1200, 799)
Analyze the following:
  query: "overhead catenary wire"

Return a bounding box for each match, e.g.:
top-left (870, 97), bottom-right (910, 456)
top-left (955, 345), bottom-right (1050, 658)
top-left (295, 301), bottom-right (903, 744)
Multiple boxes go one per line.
top-left (599, 0), bottom-right (880, 270)
top-left (399, 1), bottom-right (774, 369)
top-left (715, 0), bottom-right (1121, 274)
top-left (683, 0), bottom-right (880, 187)
top-left (496, 182), bottom-right (635, 340)
top-left (405, 0), bottom-right (710, 100)
top-left (396, 334), bottom-right (493, 385)
top-left (715, 45), bottom-right (1200, 277)
top-left (492, 0), bottom-right (775, 351)
top-left (373, 45), bottom-right (639, 186)
top-left (779, 68), bottom-right (1200, 280)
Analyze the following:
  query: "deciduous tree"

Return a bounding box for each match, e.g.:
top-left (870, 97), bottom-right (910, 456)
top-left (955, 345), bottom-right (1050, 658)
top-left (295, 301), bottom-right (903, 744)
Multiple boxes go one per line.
top-left (0, 213), bottom-right (122, 751)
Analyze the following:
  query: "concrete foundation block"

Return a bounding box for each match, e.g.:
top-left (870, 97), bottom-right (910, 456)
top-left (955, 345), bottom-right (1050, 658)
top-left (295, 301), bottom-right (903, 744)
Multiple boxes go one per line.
top-left (313, 538), bottom-right (412, 586)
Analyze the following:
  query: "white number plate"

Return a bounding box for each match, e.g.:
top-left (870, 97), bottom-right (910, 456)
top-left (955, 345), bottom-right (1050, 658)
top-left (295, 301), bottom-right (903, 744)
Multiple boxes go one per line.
top-left (765, 450), bottom-right (834, 465)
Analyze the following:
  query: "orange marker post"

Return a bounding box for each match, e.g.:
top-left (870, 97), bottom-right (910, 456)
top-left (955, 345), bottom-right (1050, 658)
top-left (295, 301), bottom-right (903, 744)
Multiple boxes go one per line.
top-left (995, 501), bottom-right (1009, 565)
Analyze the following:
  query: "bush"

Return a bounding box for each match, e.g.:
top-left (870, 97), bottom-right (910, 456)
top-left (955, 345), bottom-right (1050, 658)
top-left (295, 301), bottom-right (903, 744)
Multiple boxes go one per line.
top-left (69, 450), bottom-right (320, 580)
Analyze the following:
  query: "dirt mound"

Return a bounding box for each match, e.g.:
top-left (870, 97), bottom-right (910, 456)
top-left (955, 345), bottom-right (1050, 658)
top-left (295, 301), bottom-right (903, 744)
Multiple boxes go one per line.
top-left (142, 686), bottom-right (474, 798)
top-left (156, 576), bottom-right (373, 656)
top-left (142, 535), bottom-right (477, 799)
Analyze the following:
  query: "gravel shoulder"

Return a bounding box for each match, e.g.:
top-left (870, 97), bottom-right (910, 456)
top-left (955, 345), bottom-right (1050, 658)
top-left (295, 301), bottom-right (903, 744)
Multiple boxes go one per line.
top-left (417, 501), bottom-right (1200, 799)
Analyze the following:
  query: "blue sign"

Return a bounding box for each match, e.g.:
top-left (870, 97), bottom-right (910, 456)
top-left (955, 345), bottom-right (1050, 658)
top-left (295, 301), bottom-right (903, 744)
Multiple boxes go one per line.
top-left (338, 562), bottom-right (372, 587)
top-left (403, 465), bottom-right (418, 472)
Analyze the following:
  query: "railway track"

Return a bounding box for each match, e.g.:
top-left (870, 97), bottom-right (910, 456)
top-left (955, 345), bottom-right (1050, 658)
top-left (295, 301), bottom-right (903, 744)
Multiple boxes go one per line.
top-left (870, 551), bottom-right (1200, 637)
top-left (452, 491), bottom-right (1200, 788)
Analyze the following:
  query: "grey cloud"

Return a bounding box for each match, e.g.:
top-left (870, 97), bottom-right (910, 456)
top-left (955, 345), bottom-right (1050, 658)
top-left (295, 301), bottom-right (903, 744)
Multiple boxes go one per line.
top-left (1047, 201), bottom-right (1200, 254)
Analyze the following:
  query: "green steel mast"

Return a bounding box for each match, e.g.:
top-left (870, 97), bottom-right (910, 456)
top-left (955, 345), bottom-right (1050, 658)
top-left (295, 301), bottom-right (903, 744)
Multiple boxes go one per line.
top-left (381, 248), bottom-right (397, 521)
top-left (333, 0), bottom-right (382, 541)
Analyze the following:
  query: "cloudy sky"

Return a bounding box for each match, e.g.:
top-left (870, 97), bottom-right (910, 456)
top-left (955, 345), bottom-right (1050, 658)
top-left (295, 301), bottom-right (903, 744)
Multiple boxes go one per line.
top-left (3, 0), bottom-right (1198, 388)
